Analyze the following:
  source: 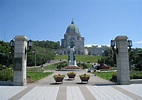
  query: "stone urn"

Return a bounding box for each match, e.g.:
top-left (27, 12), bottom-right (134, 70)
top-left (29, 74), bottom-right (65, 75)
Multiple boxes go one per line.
top-left (53, 74), bottom-right (65, 83)
top-left (79, 74), bottom-right (90, 83)
top-left (67, 72), bottom-right (76, 79)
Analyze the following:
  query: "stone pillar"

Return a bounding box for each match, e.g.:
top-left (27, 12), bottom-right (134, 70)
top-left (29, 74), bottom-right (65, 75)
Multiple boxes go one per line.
top-left (115, 36), bottom-right (130, 85)
top-left (13, 36), bottom-right (28, 86)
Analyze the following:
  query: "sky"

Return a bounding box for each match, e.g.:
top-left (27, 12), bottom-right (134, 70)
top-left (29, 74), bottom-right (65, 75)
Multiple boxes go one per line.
top-left (0, 0), bottom-right (142, 48)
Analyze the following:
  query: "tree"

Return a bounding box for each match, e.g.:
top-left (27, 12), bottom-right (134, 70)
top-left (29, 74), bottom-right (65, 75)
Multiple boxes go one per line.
top-left (27, 46), bottom-right (55, 66)
top-left (0, 41), bottom-right (13, 67)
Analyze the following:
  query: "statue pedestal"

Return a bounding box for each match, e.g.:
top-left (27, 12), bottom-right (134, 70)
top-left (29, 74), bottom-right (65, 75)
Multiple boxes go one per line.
top-left (69, 60), bottom-right (77, 66)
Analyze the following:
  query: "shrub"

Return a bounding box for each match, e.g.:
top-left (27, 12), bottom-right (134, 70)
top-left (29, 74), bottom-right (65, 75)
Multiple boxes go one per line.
top-left (77, 63), bottom-right (87, 69)
top-left (56, 61), bottom-right (67, 70)
top-left (0, 69), bottom-right (13, 81)
top-left (110, 73), bottom-right (117, 83)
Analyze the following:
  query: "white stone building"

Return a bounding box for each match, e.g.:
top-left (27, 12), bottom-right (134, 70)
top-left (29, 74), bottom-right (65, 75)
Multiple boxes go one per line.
top-left (56, 21), bottom-right (86, 55)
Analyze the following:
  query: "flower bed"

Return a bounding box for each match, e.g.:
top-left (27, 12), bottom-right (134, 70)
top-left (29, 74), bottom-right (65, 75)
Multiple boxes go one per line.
top-left (53, 74), bottom-right (65, 83)
top-left (67, 72), bottom-right (76, 79)
top-left (79, 74), bottom-right (90, 83)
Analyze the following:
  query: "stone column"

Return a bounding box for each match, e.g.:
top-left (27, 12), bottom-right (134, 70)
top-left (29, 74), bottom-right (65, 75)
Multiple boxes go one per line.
top-left (115, 36), bottom-right (130, 85)
top-left (13, 36), bottom-right (28, 86)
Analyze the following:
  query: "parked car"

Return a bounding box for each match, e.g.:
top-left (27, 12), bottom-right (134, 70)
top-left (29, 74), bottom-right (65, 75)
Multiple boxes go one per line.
top-left (100, 64), bottom-right (111, 69)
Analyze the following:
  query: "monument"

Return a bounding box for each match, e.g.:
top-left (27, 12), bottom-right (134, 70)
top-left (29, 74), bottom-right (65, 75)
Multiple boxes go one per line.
top-left (65, 41), bottom-right (79, 69)
top-left (68, 40), bottom-right (77, 66)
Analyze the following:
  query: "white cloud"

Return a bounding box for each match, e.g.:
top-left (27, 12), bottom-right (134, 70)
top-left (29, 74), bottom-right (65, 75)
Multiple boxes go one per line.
top-left (84, 44), bottom-right (97, 47)
top-left (133, 41), bottom-right (142, 44)
top-left (85, 44), bottom-right (110, 47)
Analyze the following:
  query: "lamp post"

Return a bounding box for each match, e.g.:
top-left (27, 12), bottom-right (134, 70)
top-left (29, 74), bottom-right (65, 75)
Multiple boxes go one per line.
top-left (32, 50), bottom-right (36, 67)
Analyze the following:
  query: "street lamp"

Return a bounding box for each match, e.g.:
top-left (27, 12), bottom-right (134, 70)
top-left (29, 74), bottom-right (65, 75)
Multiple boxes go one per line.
top-left (128, 40), bottom-right (132, 52)
top-left (110, 40), bottom-right (115, 48)
top-left (10, 39), bottom-right (33, 54)
top-left (10, 39), bottom-right (14, 47)
top-left (110, 39), bottom-right (118, 54)
top-left (28, 39), bottom-right (33, 49)
top-left (110, 39), bottom-right (132, 52)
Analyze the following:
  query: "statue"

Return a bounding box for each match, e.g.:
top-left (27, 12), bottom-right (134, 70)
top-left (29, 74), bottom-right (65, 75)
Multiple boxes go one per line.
top-left (70, 41), bottom-right (74, 48)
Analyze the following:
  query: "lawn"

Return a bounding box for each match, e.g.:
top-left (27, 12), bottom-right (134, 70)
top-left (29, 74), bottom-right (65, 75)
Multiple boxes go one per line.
top-left (95, 72), bottom-right (116, 80)
top-left (55, 55), bottom-right (101, 63)
top-left (44, 64), bottom-right (57, 70)
top-left (27, 71), bottom-right (53, 81)
top-left (95, 71), bottom-right (142, 81)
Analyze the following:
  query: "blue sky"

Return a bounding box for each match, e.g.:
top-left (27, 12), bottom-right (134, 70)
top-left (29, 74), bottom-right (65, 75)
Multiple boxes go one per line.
top-left (0, 0), bottom-right (142, 48)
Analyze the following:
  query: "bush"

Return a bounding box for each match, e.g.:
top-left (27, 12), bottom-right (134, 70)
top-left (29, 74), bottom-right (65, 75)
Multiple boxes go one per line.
top-left (77, 63), bottom-right (88, 69)
top-left (130, 72), bottom-right (142, 79)
top-left (110, 73), bottom-right (117, 83)
top-left (0, 69), bottom-right (13, 81)
top-left (56, 61), bottom-right (67, 70)
top-left (0, 64), bottom-right (2, 70)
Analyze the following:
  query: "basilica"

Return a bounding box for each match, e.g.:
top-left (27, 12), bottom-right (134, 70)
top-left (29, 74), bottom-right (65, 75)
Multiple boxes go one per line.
top-left (56, 20), bottom-right (87, 55)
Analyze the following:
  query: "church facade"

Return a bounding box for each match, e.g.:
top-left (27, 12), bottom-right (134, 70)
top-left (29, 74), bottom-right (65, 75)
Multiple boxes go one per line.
top-left (56, 21), bottom-right (86, 55)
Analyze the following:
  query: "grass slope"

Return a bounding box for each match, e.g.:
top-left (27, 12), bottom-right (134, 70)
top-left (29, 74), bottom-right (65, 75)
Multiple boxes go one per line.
top-left (55, 55), bottom-right (101, 63)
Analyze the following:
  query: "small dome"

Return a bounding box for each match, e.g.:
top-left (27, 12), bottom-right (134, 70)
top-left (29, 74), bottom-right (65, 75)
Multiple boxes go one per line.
top-left (66, 21), bottom-right (80, 34)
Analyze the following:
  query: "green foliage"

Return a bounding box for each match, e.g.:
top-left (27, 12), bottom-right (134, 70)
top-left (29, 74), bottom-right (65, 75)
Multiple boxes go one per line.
top-left (56, 61), bottom-right (67, 70)
top-left (110, 73), bottom-right (117, 82)
top-left (0, 41), bottom-right (13, 66)
top-left (27, 46), bottom-right (55, 66)
top-left (98, 48), bottom-right (116, 66)
top-left (33, 40), bottom-right (60, 49)
top-left (0, 64), bottom-right (2, 70)
top-left (77, 62), bottom-right (88, 69)
top-left (44, 64), bottom-right (57, 70)
top-left (54, 55), bottom-right (68, 60)
top-left (96, 71), bottom-right (142, 83)
top-left (55, 55), bottom-right (101, 63)
top-left (0, 68), bottom-right (13, 81)
top-left (96, 72), bottom-right (116, 80)
top-left (130, 71), bottom-right (142, 79)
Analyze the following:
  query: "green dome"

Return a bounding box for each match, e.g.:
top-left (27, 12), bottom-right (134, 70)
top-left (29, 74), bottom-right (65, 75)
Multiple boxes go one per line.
top-left (66, 21), bottom-right (80, 33)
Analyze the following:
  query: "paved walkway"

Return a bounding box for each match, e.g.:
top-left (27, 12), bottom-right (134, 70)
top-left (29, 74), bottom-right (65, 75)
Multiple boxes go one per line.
top-left (1, 69), bottom-right (142, 100)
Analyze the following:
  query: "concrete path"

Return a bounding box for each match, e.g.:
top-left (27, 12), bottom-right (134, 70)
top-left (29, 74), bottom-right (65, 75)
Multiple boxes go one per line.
top-left (27, 69), bottom-right (115, 86)
top-left (1, 69), bottom-right (142, 100)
